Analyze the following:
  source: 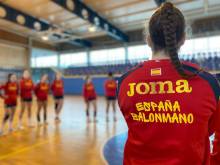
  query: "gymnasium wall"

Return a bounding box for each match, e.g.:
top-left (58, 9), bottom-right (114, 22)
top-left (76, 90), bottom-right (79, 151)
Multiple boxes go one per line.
top-left (63, 74), bottom-right (220, 96)
top-left (63, 76), bottom-right (119, 96)
top-left (0, 43), bottom-right (28, 68)
top-left (31, 68), bottom-right (112, 96)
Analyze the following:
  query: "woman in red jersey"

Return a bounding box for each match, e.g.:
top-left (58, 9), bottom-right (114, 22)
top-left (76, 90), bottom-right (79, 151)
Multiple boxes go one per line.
top-left (51, 72), bottom-right (64, 122)
top-left (83, 75), bottom-right (97, 123)
top-left (117, 2), bottom-right (220, 165)
top-left (104, 72), bottom-right (117, 122)
top-left (0, 73), bottom-right (18, 134)
top-left (34, 74), bottom-right (49, 125)
top-left (18, 70), bottom-right (34, 129)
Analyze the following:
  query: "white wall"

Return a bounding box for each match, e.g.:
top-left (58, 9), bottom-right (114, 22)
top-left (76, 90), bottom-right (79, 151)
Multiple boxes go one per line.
top-left (0, 43), bottom-right (28, 68)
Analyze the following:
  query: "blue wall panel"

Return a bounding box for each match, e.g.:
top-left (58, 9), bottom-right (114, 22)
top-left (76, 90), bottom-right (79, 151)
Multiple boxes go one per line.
top-left (63, 78), bottom-right (84, 95)
top-left (63, 76), bottom-right (120, 96)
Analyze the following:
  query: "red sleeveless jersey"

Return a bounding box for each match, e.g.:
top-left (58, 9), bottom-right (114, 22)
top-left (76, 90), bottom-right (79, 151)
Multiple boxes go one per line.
top-left (34, 82), bottom-right (49, 101)
top-left (104, 79), bottom-right (117, 97)
top-left (118, 59), bottom-right (220, 165)
top-left (83, 82), bottom-right (96, 100)
top-left (20, 78), bottom-right (34, 99)
top-left (0, 82), bottom-right (19, 105)
top-left (51, 80), bottom-right (64, 97)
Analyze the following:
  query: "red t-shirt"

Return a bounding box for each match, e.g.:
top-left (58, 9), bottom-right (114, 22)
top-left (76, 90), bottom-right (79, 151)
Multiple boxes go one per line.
top-left (34, 82), bottom-right (49, 101)
top-left (51, 80), bottom-right (64, 97)
top-left (0, 82), bottom-right (19, 105)
top-left (83, 82), bottom-right (96, 100)
top-left (104, 79), bottom-right (117, 97)
top-left (20, 78), bottom-right (34, 99)
top-left (118, 59), bottom-right (220, 165)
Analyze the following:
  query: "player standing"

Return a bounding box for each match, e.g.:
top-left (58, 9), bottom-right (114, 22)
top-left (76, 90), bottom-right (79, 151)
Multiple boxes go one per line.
top-left (0, 74), bottom-right (18, 134)
top-left (104, 72), bottom-right (117, 122)
top-left (18, 70), bottom-right (34, 129)
top-left (117, 2), bottom-right (220, 165)
top-left (83, 75), bottom-right (97, 123)
top-left (51, 72), bottom-right (64, 122)
top-left (35, 74), bottom-right (49, 125)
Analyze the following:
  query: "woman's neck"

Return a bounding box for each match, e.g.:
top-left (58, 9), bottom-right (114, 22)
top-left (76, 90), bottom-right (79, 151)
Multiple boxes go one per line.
top-left (152, 50), bottom-right (170, 60)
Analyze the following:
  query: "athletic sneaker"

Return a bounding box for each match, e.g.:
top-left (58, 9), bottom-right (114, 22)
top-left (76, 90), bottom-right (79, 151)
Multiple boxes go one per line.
top-left (28, 124), bottom-right (35, 128)
top-left (106, 116), bottom-right (109, 122)
top-left (44, 121), bottom-right (49, 125)
top-left (37, 122), bottom-right (42, 127)
top-left (55, 117), bottom-right (61, 123)
top-left (18, 125), bottom-right (25, 130)
top-left (28, 121), bottom-right (34, 128)
top-left (8, 128), bottom-right (14, 133)
top-left (87, 117), bottom-right (91, 123)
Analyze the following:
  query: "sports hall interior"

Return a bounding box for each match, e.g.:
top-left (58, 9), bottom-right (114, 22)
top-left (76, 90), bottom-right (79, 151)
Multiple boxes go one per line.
top-left (0, 0), bottom-right (219, 165)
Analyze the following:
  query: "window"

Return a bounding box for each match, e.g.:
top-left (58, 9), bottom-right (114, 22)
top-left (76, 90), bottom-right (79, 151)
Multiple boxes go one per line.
top-left (90, 49), bottom-right (108, 65)
top-left (208, 36), bottom-right (220, 51)
top-left (35, 55), bottom-right (58, 68)
top-left (107, 48), bottom-right (125, 63)
top-left (60, 52), bottom-right (87, 67)
top-left (128, 45), bottom-right (152, 62)
top-left (180, 39), bottom-right (194, 55)
top-left (193, 37), bottom-right (208, 52)
top-left (31, 48), bottom-right (58, 68)
top-left (90, 47), bottom-right (125, 65)
top-left (31, 57), bottom-right (36, 67)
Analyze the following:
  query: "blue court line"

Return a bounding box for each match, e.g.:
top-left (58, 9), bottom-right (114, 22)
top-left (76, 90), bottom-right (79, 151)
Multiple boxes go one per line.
top-left (103, 133), bottom-right (215, 165)
top-left (103, 132), bottom-right (127, 165)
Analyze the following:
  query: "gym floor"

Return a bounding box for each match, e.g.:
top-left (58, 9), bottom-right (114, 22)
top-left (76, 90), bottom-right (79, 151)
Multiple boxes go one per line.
top-left (0, 96), bottom-right (127, 165)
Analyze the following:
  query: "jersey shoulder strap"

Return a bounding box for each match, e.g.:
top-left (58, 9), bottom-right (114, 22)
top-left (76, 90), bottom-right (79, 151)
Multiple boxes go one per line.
top-left (183, 64), bottom-right (220, 103)
top-left (117, 64), bottom-right (144, 97)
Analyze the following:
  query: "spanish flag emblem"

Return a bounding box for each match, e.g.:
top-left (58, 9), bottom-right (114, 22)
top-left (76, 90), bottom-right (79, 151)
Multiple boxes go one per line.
top-left (151, 68), bottom-right (162, 76)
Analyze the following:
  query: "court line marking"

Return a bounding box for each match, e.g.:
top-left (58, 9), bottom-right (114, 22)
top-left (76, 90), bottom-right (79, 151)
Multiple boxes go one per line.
top-left (0, 134), bottom-right (58, 160)
top-left (100, 131), bottom-right (127, 165)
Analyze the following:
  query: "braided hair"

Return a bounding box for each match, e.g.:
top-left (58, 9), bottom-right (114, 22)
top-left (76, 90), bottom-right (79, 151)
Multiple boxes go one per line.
top-left (149, 2), bottom-right (196, 78)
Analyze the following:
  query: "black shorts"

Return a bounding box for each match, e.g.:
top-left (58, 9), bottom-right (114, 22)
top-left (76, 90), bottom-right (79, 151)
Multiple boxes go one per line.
top-left (106, 96), bottom-right (116, 101)
top-left (54, 96), bottom-right (64, 100)
top-left (21, 98), bottom-right (33, 102)
top-left (37, 99), bottom-right (47, 102)
top-left (5, 104), bottom-right (16, 108)
top-left (87, 97), bottom-right (96, 102)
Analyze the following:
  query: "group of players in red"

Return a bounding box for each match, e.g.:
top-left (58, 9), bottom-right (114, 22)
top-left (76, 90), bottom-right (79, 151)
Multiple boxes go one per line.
top-left (83, 72), bottom-right (117, 123)
top-left (0, 70), bottom-right (117, 135)
top-left (0, 70), bottom-right (64, 135)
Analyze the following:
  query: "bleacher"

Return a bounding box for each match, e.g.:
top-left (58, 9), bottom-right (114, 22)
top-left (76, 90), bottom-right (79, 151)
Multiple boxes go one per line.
top-left (64, 63), bottom-right (134, 76)
top-left (63, 52), bottom-right (220, 76)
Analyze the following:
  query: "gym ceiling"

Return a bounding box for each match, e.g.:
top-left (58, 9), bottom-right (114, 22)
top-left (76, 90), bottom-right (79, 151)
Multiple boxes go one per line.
top-left (0, 0), bottom-right (220, 51)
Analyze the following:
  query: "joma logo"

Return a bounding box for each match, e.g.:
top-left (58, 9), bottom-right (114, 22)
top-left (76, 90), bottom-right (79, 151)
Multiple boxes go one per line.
top-left (127, 80), bottom-right (192, 97)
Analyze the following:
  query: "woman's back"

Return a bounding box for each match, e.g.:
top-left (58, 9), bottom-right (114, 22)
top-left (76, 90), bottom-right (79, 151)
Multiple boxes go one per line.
top-left (118, 59), bottom-right (220, 165)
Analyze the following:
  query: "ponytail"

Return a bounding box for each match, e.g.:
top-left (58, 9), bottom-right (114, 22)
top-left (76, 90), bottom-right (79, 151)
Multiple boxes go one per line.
top-left (149, 2), bottom-right (199, 78)
top-left (161, 2), bottom-right (192, 78)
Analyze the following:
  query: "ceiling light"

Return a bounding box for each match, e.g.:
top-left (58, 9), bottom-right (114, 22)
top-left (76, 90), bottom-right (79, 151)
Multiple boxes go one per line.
top-left (41, 35), bottom-right (49, 41)
top-left (0, 7), bottom-right (6, 18)
top-left (94, 17), bottom-right (100, 26)
top-left (82, 9), bottom-right (88, 19)
top-left (104, 23), bottom-right (109, 30)
top-left (88, 26), bottom-right (96, 32)
top-left (34, 22), bottom-right (41, 31)
top-left (16, 14), bottom-right (26, 25)
top-left (66, 0), bottom-right (75, 11)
